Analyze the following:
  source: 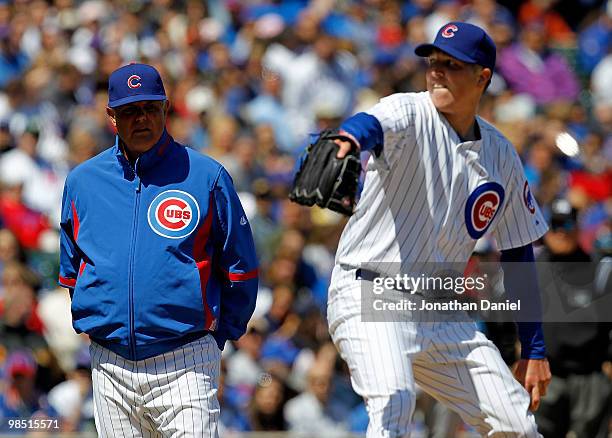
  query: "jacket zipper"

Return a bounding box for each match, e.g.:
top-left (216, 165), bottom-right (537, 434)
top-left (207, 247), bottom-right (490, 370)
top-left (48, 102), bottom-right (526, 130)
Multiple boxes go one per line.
top-left (127, 161), bottom-right (141, 360)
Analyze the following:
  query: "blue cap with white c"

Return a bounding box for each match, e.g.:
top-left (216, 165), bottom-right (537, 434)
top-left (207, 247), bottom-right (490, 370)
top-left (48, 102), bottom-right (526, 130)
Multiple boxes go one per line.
top-left (108, 63), bottom-right (167, 108)
top-left (415, 22), bottom-right (496, 71)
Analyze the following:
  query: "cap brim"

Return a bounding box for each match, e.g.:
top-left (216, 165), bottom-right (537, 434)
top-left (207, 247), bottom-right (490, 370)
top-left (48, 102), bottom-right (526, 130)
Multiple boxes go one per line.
top-left (108, 94), bottom-right (166, 108)
top-left (414, 43), bottom-right (478, 65)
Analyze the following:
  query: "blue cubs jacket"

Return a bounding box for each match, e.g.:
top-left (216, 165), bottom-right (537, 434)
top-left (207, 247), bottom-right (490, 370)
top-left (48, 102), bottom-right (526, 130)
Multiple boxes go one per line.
top-left (59, 130), bottom-right (258, 360)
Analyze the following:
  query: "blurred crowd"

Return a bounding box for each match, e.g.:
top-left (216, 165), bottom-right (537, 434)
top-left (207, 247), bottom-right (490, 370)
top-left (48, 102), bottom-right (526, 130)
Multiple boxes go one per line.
top-left (0, 0), bottom-right (610, 436)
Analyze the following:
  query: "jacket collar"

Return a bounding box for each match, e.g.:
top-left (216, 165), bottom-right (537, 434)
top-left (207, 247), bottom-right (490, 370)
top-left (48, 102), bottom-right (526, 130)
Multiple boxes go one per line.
top-left (114, 129), bottom-right (174, 173)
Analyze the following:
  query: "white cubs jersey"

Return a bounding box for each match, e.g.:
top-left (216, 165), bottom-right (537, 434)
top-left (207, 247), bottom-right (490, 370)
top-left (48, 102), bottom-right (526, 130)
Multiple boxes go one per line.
top-left (336, 92), bottom-right (548, 275)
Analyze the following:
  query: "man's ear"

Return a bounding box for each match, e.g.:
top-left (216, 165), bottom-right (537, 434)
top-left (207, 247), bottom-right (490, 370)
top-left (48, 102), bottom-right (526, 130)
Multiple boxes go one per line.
top-left (478, 68), bottom-right (493, 86)
top-left (163, 100), bottom-right (170, 117)
top-left (106, 106), bottom-right (117, 127)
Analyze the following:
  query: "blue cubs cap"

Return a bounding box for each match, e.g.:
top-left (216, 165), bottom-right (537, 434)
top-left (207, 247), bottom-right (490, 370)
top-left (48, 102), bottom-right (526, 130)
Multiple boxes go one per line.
top-left (415, 22), bottom-right (496, 71)
top-left (108, 63), bottom-right (166, 108)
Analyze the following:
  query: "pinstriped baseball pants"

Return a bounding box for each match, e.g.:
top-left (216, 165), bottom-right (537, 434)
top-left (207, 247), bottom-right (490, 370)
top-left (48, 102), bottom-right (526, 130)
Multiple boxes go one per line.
top-left (90, 335), bottom-right (220, 438)
top-left (328, 265), bottom-right (542, 438)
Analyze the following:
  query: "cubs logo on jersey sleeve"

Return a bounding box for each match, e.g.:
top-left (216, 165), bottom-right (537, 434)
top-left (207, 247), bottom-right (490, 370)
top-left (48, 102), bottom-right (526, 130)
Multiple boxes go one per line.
top-left (465, 182), bottom-right (505, 239)
top-left (523, 181), bottom-right (536, 214)
top-left (147, 190), bottom-right (200, 239)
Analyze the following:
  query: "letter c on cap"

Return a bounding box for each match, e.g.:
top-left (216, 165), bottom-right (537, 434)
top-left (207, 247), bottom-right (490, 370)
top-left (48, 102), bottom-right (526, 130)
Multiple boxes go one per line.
top-left (127, 75), bottom-right (142, 89)
top-left (441, 24), bottom-right (459, 38)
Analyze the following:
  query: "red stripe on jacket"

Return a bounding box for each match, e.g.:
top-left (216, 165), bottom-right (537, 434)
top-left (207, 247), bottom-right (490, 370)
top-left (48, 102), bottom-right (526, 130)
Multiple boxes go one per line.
top-left (192, 199), bottom-right (215, 330)
top-left (60, 201), bottom-right (82, 288)
top-left (71, 201), bottom-right (80, 241)
top-left (219, 268), bottom-right (258, 281)
top-left (78, 261), bottom-right (86, 277)
top-left (59, 276), bottom-right (77, 287)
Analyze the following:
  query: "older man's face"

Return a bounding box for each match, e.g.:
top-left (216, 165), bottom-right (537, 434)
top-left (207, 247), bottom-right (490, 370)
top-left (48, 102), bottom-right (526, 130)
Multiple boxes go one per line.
top-left (107, 100), bottom-right (168, 154)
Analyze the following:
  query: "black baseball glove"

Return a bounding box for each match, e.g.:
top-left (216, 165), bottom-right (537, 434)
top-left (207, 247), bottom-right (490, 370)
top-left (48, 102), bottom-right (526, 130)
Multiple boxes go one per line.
top-left (289, 129), bottom-right (361, 216)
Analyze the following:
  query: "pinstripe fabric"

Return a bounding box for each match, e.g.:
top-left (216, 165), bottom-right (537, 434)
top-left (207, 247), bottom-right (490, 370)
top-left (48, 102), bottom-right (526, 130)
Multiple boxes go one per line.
top-left (336, 92), bottom-right (548, 275)
top-left (90, 335), bottom-right (220, 437)
top-left (328, 266), bottom-right (542, 438)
